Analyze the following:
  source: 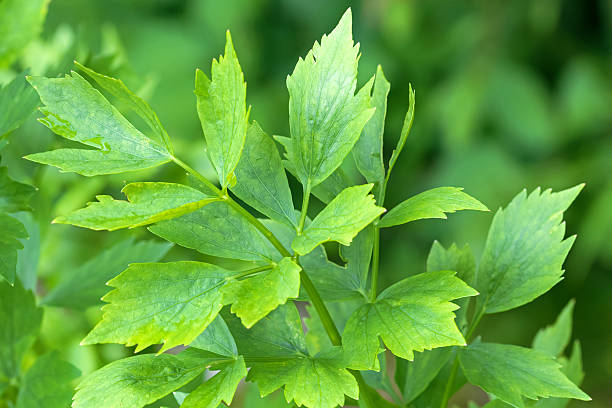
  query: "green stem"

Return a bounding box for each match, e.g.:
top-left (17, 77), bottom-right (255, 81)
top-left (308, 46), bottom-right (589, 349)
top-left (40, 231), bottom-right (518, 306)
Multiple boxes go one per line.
top-left (232, 264), bottom-right (275, 280)
top-left (439, 357), bottom-right (459, 408)
top-left (171, 156), bottom-right (220, 195)
top-left (297, 181), bottom-right (312, 234)
top-left (369, 225), bottom-right (381, 302)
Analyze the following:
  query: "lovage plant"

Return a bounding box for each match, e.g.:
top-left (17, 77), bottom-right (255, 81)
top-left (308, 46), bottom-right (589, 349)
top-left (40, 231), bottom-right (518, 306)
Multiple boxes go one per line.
top-left (23, 8), bottom-right (590, 408)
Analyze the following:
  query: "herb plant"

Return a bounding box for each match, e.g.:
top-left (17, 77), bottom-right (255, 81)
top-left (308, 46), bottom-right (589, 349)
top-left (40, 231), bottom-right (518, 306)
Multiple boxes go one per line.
top-left (16, 8), bottom-right (590, 408)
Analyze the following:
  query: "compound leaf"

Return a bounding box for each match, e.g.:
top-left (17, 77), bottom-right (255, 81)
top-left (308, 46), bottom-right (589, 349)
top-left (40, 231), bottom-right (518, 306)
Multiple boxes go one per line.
top-left (16, 351), bottom-right (80, 408)
top-left (54, 182), bottom-right (218, 231)
top-left (342, 271), bottom-right (477, 370)
top-left (279, 8), bottom-right (375, 188)
top-left (292, 184), bottom-right (385, 255)
top-left (222, 258), bottom-right (301, 328)
top-left (82, 262), bottom-right (233, 353)
top-left (25, 71), bottom-right (171, 176)
top-left (379, 187), bottom-right (488, 228)
top-left (0, 213), bottom-right (28, 284)
top-left (42, 238), bottom-right (172, 309)
top-left (231, 122), bottom-right (297, 228)
top-left (149, 201), bottom-right (281, 262)
top-left (458, 340), bottom-right (590, 407)
top-left (476, 185), bottom-right (582, 314)
top-left (353, 65), bottom-right (390, 184)
top-left (181, 356), bottom-right (246, 408)
top-left (195, 31), bottom-right (248, 189)
top-left (0, 280), bottom-right (42, 378)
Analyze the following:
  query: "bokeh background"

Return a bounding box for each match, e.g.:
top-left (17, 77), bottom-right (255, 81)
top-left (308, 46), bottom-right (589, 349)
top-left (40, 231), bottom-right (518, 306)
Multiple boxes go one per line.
top-left (1, 0), bottom-right (610, 406)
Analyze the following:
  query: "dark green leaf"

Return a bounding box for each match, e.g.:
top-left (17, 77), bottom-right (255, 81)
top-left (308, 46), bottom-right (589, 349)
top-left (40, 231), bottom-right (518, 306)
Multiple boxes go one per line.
top-left (0, 213), bottom-right (28, 284)
top-left (0, 73), bottom-right (40, 138)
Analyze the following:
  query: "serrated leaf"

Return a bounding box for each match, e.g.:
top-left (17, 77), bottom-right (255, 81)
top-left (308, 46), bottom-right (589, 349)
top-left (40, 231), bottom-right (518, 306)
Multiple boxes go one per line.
top-left (195, 31), bottom-right (248, 189)
top-left (16, 351), bottom-right (80, 408)
top-left (25, 71), bottom-right (171, 175)
top-left (82, 261), bottom-right (233, 353)
top-left (476, 185), bottom-right (582, 314)
top-left (190, 315), bottom-right (237, 357)
top-left (75, 61), bottom-right (173, 153)
top-left (231, 122), bottom-right (297, 227)
top-left (532, 299), bottom-right (575, 357)
top-left (292, 184), bottom-right (385, 255)
top-left (0, 213), bottom-right (28, 284)
top-left (379, 187), bottom-right (488, 228)
top-left (353, 65), bottom-right (390, 184)
top-left (73, 350), bottom-right (226, 408)
top-left (181, 356), bottom-right (246, 408)
top-left (42, 238), bottom-right (172, 309)
top-left (222, 258), bottom-right (301, 328)
top-left (54, 182), bottom-right (218, 231)
top-left (149, 201), bottom-right (281, 262)
top-left (427, 241), bottom-right (477, 329)
top-left (458, 340), bottom-right (590, 407)
top-left (0, 280), bottom-right (42, 378)
top-left (279, 8), bottom-right (375, 188)
top-left (0, 167), bottom-right (36, 212)
top-left (342, 271), bottom-right (477, 370)
top-left (0, 0), bottom-right (49, 67)
top-left (387, 84), bottom-right (415, 177)
top-left (0, 72), bottom-right (40, 138)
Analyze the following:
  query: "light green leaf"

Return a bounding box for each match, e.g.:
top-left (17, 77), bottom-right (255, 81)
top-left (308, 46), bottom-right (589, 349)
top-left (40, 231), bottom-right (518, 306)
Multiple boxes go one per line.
top-left (339, 225), bottom-right (375, 296)
top-left (353, 65), bottom-right (390, 184)
top-left (231, 122), bottom-right (296, 227)
top-left (292, 184), bottom-right (385, 255)
top-left (25, 71), bottom-right (171, 175)
top-left (379, 187), bottom-right (488, 228)
top-left (0, 72), bottom-right (40, 138)
top-left (342, 271), bottom-right (477, 370)
top-left (427, 241), bottom-right (477, 329)
top-left (396, 348), bottom-right (453, 403)
top-left (190, 315), bottom-right (237, 357)
top-left (75, 61), bottom-right (173, 153)
top-left (54, 182), bottom-right (218, 231)
top-left (42, 238), bottom-right (172, 309)
top-left (279, 8), bottom-right (375, 188)
top-left (0, 167), bottom-right (36, 212)
top-left (222, 257), bottom-right (301, 328)
top-left (16, 351), bottom-right (80, 408)
top-left (0, 280), bottom-right (42, 378)
top-left (195, 31), bottom-right (248, 189)
top-left (73, 350), bottom-right (225, 408)
top-left (532, 299), bottom-right (575, 357)
top-left (82, 261), bottom-right (232, 353)
top-left (181, 356), bottom-right (246, 408)
top-left (0, 213), bottom-right (28, 284)
top-left (0, 0), bottom-right (49, 67)
top-left (387, 84), bottom-right (415, 178)
top-left (150, 201), bottom-right (281, 262)
top-left (476, 185), bottom-right (582, 314)
top-left (458, 340), bottom-right (590, 408)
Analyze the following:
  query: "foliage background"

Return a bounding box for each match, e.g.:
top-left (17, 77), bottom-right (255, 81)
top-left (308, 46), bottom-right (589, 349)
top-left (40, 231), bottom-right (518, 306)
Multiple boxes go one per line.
top-left (2, 0), bottom-right (610, 406)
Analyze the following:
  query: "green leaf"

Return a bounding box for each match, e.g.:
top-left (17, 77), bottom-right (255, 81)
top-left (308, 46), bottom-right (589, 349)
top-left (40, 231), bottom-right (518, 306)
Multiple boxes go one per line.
top-left (0, 167), bottom-right (36, 212)
top-left (342, 271), bottom-right (477, 370)
top-left (82, 261), bottom-right (233, 353)
top-left (42, 238), bottom-right (172, 309)
top-left (427, 241), bottom-right (477, 329)
top-left (411, 350), bottom-right (467, 408)
top-left (181, 356), bottom-right (246, 408)
top-left (458, 340), bottom-right (590, 407)
top-left (292, 184), bottom-right (385, 255)
top-left (0, 73), bottom-right (40, 138)
top-left (476, 185), bottom-right (582, 314)
top-left (0, 280), bottom-right (42, 378)
top-left (279, 8), bottom-right (375, 188)
top-left (0, 0), bottom-right (49, 67)
top-left (231, 122), bottom-right (297, 228)
top-left (75, 61), bottom-right (173, 153)
top-left (150, 201), bottom-right (281, 262)
top-left (195, 31), bottom-right (249, 189)
top-left (379, 187), bottom-right (488, 228)
top-left (190, 315), bottom-right (237, 357)
top-left (396, 348), bottom-right (453, 403)
top-left (54, 182), bottom-right (218, 231)
top-left (387, 84), bottom-right (415, 178)
top-left (73, 350), bottom-right (225, 408)
top-left (353, 65), bottom-right (390, 184)
top-left (339, 225), bottom-right (375, 296)
top-left (16, 351), bottom-right (80, 408)
top-left (532, 299), bottom-right (575, 357)
top-left (25, 71), bottom-right (171, 176)
top-left (222, 257), bottom-right (301, 328)
top-left (0, 213), bottom-right (28, 284)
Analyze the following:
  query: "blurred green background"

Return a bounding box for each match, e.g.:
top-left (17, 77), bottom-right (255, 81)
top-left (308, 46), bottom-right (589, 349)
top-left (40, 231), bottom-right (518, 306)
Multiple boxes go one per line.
top-left (1, 0), bottom-right (610, 406)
